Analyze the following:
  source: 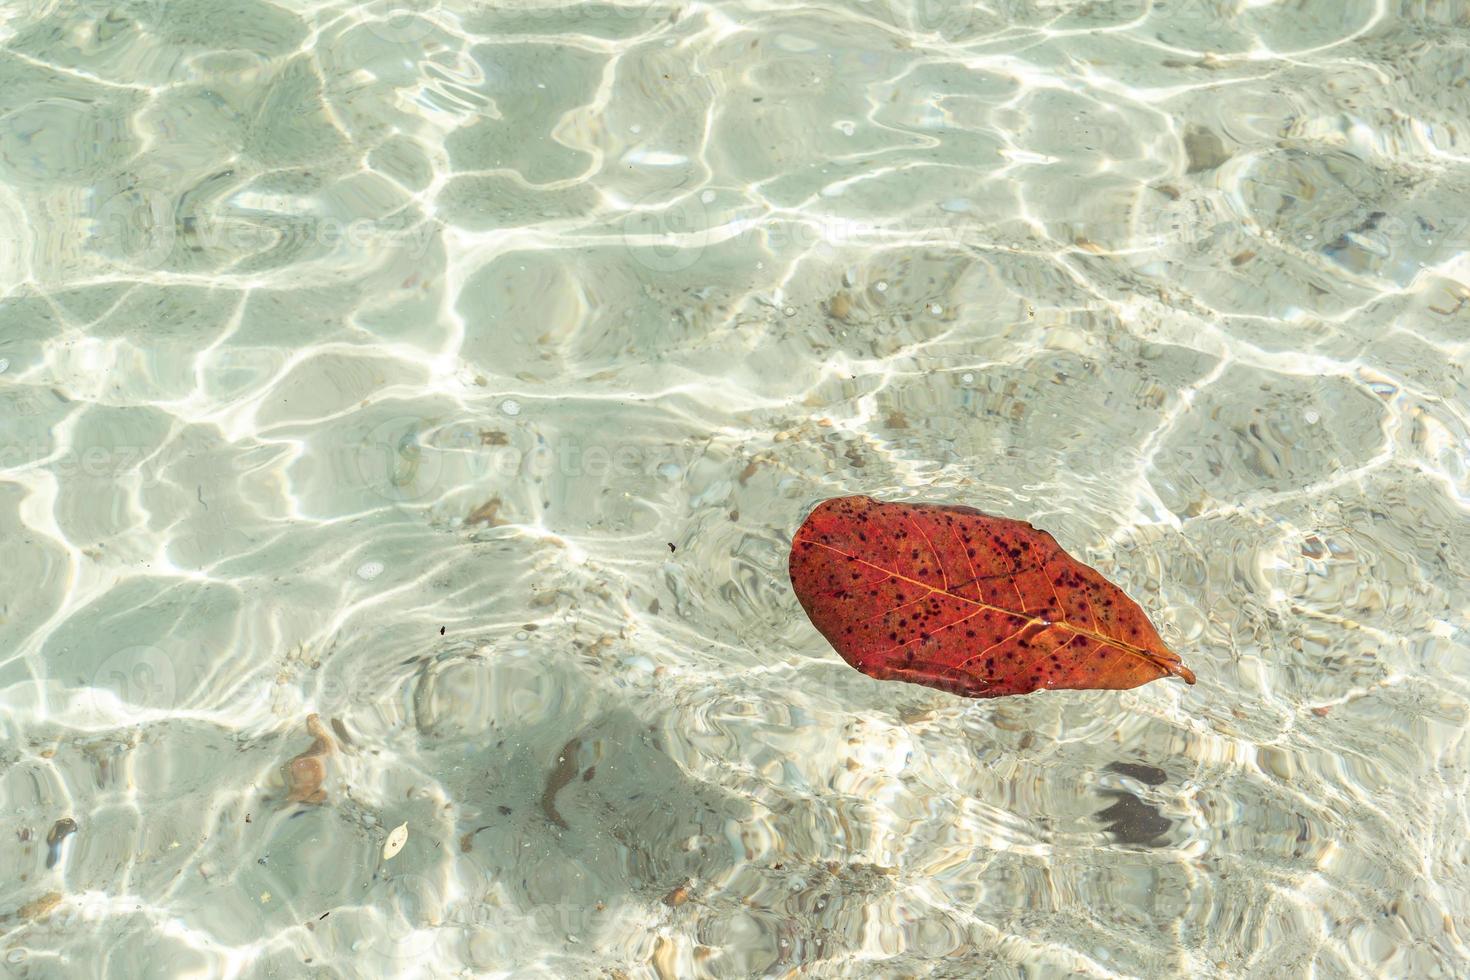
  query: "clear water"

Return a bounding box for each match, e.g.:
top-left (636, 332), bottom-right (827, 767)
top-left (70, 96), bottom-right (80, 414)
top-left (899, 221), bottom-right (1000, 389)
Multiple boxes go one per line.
top-left (1, 0), bottom-right (1468, 977)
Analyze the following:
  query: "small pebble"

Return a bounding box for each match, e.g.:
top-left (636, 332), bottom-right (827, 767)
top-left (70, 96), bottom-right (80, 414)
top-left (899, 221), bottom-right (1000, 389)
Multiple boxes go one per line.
top-left (1305, 410), bottom-right (1320, 424)
top-left (874, 281), bottom-right (888, 293)
top-left (700, 190), bottom-right (716, 204)
top-left (0, 358), bottom-right (9, 374)
top-left (500, 399), bottom-right (521, 416)
top-left (961, 372), bottom-right (975, 384)
top-left (356, 561), bottom-right (384, 581)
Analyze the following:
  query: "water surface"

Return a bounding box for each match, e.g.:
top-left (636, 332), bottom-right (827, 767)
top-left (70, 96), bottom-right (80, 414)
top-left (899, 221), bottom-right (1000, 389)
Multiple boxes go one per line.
top-left (1, 1), bottom-right (1468, 977)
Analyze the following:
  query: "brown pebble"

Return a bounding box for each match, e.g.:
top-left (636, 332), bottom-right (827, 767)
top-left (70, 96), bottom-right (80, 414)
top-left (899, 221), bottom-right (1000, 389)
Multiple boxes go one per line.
top-left (283, 714), bottom-right (335, 805)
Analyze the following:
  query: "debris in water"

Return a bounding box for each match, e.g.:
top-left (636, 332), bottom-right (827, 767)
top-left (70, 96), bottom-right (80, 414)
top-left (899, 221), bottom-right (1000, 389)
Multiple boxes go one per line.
top-left (283, 714), bottom-right (335, 805)
top-left (17, 891), bottom-right (62, 922)
top-left (466, 497), bottom-right (505, 527)
top-left (45, 818), bottom-right (77, 869)
top-left (383, 822), bottom-right (409, 861)
top-left (540, 738), bottom-right (582, 830)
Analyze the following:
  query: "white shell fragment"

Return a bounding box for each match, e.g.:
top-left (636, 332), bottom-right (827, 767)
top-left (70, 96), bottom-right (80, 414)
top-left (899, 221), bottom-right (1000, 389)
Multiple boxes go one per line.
top-left (383, 822), bottom-right (408, 861)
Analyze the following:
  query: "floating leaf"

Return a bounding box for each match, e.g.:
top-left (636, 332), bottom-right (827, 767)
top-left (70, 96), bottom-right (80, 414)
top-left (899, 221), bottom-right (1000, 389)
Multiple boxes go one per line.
top-left (382, 822), bottom-right (408, 861)
top-left (789, 495), bottom-right (1195, 698)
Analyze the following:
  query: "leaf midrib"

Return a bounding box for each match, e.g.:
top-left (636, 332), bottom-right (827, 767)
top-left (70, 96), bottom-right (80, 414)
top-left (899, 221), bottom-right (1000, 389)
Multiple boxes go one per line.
top-left (801, 536), bottom-right (1169, 667)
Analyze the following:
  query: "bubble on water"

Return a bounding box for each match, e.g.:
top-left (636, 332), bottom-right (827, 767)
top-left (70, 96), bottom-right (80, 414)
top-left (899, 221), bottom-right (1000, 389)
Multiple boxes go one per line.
top-left (874, 281), bottom-right (888, 293)
top-left (500, 399), bottom-right (521, 416)
top-left (782, 305), bottom-right (796, 317)
top-left (700, 190), bottom-right (716, 204)
top-left (961, 372), bottom-right (975, 384)
top-left (356, 561), bottom-right (385, 581)
top-left (630, 123), bottom-right (642, 134)
top-left (835, 120), bottom-right (855, 135)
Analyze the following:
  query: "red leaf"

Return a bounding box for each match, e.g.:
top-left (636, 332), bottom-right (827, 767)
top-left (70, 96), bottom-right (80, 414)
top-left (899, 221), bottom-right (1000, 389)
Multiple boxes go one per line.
top-left (789, 495), bottom-right (1195, 698)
